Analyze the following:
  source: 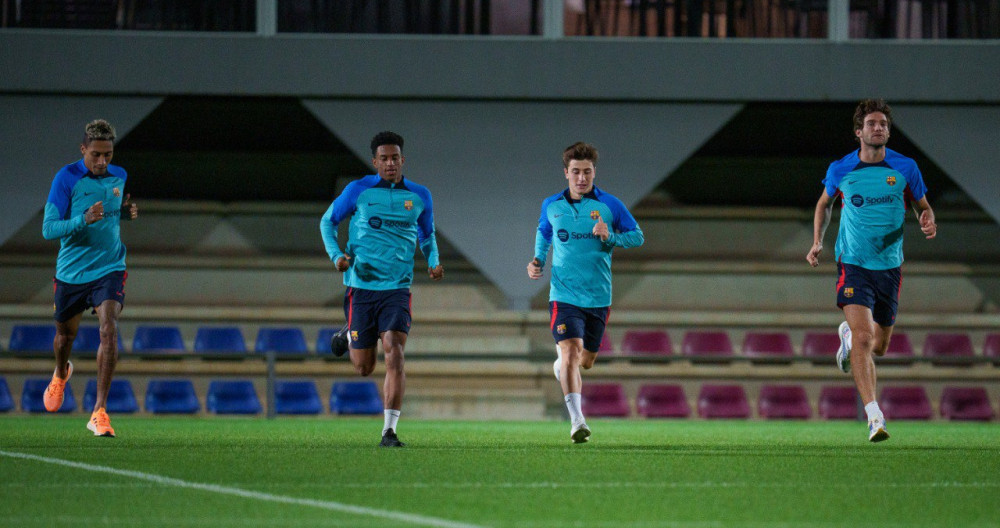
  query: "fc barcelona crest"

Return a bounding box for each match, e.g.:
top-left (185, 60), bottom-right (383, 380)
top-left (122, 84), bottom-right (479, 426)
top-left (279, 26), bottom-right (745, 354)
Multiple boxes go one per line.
top-left (886, 175), bottom-right (896, 186)
top-left (844, 287), bottom-right (854, 298)
top-left (113, 187), bottom-right (121, 197)
top-left (556, 324), bottom-right (567, 335)
top-left (404, 200), bottom-right (413, 210)
top-left (590, 210), bottom-right (600, 220)
top-left (350, 331), bottom-right (359, 341)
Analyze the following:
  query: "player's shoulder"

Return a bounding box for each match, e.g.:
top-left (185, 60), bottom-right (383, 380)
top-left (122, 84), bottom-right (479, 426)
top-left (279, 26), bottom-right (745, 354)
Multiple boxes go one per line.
top-left (401, 176), bottom-right (432, 198)
top-left (53, 160), bottom-right (86, 187)
top-left (541, 190), bottom-right (565, 208)
top-left (884, 148), bottom-right (919, 171)
top-left (106, 164), bottom-right (127, 180)
top-left (828, 150), bottom-right (860, 172)
top-left (593, 186), bottom-right (630, 212)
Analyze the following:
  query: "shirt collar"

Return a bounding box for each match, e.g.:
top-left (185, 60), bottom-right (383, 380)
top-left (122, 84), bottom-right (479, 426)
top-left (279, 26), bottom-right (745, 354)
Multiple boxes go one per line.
top-left (374, 175), bottom-right (408, 190)
top-left (562, 186), bottom-right (599, 204)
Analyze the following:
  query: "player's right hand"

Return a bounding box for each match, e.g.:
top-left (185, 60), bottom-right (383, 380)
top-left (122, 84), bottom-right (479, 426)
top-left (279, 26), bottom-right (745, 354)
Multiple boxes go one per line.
top-left (85, 201), bottom-right (104, 224)
top-left (806, 243), bottom-right (823, 267)
top-left (527, 258), bottom-right (543, 280)
top-left (335, 255), bottom-right (352, 272)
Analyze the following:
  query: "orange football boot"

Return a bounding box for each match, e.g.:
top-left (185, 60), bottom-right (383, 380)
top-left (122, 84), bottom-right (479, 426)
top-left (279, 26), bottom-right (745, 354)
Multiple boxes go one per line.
top-left (43, 361), bottom-right (73, 412)
top-left (87, 407), bottom-right (116, 437)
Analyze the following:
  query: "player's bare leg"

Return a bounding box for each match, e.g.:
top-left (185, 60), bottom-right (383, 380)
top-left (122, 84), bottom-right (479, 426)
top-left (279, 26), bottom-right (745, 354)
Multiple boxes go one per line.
top-left (558, 338), bottom-right (592, 443)
top-left (87, 300), bottom-right (121, 437)
top-left (843, 304), bottom-right (889, 442)
top-left (44, 314), bottom-right (80, 412)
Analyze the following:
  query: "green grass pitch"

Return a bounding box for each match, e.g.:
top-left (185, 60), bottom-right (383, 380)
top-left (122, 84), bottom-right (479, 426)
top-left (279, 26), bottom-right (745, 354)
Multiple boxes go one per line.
top-left (1, 416), bottom-right (998, 527)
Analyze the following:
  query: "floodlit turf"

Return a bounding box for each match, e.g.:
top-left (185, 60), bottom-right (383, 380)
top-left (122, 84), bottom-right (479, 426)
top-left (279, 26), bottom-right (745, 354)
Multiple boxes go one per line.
top-left (1, 416), bottom-right (998, 527)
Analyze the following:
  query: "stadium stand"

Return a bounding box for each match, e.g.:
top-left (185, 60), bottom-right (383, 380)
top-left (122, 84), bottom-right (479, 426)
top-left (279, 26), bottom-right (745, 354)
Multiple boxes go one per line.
top-left (132, 325), bottom-right (186, 354)
top-left (801, 332), bottom-right (840, 364)
top-left (0, 377), bottom-right (13, 412)
top-left (939, 386), bottom-right (995, 421)
top-left (742, 332), bottom-right (795, 363)
top-left (255, 327), bottom-right (309, 355)
top-left (923, 333), bottom-right (975, 366)
top-left (879, 386), bottom-right (933, 420)
top-left (817, 386), bottom-right (858, 420)
top-left (330, 381), bottom-right (383, 415)
top-left (145, 379), bottom-right (200, 413)
top-left (681, 331), bottom-right (734, 360)
top-left (8, 325), bottom-right (56, 354)
top-left (985, 334), bottom-right (1000, 363)
top-left (194, 326), bottom-right (248, 355)
top-left (697, 384), bottom-right (750, 419)
top-left (274, 380), bottom-right (323, 415)
top-left (883, 332), bottom-right (916, 363)
top-left (581, 383), bottom-right (631, 417)
top-left (598, 333), bottom-right (615, 355)
top-left (21, 378), bottom-right (75, 413)
top-left (636, 384), bottom-right (691, 418)
top-left (83, 379), bottom-right (139, 414)
top-left (757, 385), bottom-right (812, 419)
top-left (206, 380), bottom-right (262, 414)
top-left (619, 330), bottom-right (673, 356)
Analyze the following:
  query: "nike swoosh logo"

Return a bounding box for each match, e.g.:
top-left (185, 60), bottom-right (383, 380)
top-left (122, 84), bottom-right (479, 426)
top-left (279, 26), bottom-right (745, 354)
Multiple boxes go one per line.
top-left (554, 214), bottom-right (565, 218)
top-left (848, 180), bottom-right (857, 185)
top-left (83, 191), bottom-right (96, 196)
top-left (367, 202), bottom-right (379, 206)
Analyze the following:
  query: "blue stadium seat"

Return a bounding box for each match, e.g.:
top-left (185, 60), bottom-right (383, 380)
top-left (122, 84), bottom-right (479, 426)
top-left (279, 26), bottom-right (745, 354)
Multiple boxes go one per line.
top-left (82, 379), bottom-right (139, 413)
top-left (206, 380), bottom-right (262, 414)
top-left (9, 325), bottom-right (56, 353)
top-left (145, 379), bottom-right (200, 413)
top-left (275, 380), bottom-right (323, 414)
top-left (330, 381), bottom-right (383, 415)
top-left (0, 377), bottom-right (14, 412)
top-left (22, 378), bottom-right (76, 413)
top-left (255, 327), bottom-right (308, 355)
top-left (316, 327), bottom-right (339, 356)
top-left (194, 326), bottom-right (247, 355)
top-left (132, 326), bottom-right (186, 353)
top-left (74, 326), bottom-right (126, 354)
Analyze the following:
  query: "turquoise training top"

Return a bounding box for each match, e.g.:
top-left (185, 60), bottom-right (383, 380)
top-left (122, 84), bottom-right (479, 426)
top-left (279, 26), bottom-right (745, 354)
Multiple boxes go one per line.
top-left (320, 174), bottom-right (440, 291)
top-left (823, 148), bottom-right (928, 271)
top-left (534, 186), bottom-right (644, 308)
top-left (42, 160), bottom-right (128, 284)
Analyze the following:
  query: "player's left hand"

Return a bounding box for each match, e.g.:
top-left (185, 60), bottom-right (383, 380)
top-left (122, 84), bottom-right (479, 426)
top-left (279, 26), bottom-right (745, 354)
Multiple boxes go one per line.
top-left (592, 217), bottom-right (610, 241)
top-left (920, 210), bottom-right (937, 239)
top-left (121, 194), bottom-right (138, 221)
top-left (428, 265), bottom-right (444, 281)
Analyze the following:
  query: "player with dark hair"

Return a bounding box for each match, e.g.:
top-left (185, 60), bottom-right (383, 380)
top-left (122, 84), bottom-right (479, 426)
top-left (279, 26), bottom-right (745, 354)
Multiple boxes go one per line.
top-left (527, 142), bottom-right (644, 443)
top-left (807, 99), bottom-right (937, 442)
top-left (321, 130), bottom-right (443, 447)
top-left (41, 119), bottom-right (138, 437)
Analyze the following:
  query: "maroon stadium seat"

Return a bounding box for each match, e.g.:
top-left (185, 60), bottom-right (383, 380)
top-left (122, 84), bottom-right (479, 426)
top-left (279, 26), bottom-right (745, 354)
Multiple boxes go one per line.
top-left (818, 386), bottom-right (858, 420)
top-left (742, 332), bottom-right (794, 363)
top-left (984, 334), bottom-right (1000, 364)
top-left (636, 384), bottom-right (690, 418)
top-left (879, 386), bottom-right (932, 420)
top-left (681, 331), bottom-right (734, 359)
top-left (620, 330), bottom-right (673, 356)
top-left (923, 333), bottom-right (975, 366)
top-left (939, 386), bottom-right (995, 421)
top-left (802, 332), bottom-right (841, 363)
top-left (758, 385), bottom-right (812, 419)
top-left (581, 383), bottom-right (630, 417)
top-left (883, 332), bottom-right (915, 364)
top-left (598, 333), bottom-right (615, 355)
top-left (697, 384), bottom-right (750, 419)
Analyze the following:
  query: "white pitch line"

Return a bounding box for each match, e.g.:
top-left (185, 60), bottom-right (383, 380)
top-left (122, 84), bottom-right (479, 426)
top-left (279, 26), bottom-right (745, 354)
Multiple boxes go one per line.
top-left (0, 450), bottom-right (485, 528)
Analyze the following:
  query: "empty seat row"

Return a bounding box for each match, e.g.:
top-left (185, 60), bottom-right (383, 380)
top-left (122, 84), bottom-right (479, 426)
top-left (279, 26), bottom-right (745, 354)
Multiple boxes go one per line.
top-left (3, 325), bottom-right (346, 355)
top-left (0, 376), bottom-right (383, 415)
top-left (580, 383), bottom-right (997, 421)
top-left (602, 330), bottom-right (1000, 363)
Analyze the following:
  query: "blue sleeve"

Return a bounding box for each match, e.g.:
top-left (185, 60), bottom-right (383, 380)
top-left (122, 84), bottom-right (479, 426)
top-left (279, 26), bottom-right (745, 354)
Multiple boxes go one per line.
top-left (412, 186), bottom-right (440, 268)
top-left (42, 169), bottom-right (85, 240)
top-left (896, 158), bottom-right (927, 201)
top-left (822, 162), bottom-right (846, 198)
top-left (602, 195), bottom-right (644, 249)
top-left (533, 197), bottom-right (554, 264)
top-left (319, 181), bottom-right (364, 262)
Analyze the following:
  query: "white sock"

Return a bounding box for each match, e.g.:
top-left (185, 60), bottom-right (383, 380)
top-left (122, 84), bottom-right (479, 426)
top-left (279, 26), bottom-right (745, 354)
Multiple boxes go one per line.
top-left (864, 401), bottom-right (883, 423)
top-left (383, 409), bottom-right (400, 435)
top-left (565, 393), bottom-right (585, 426)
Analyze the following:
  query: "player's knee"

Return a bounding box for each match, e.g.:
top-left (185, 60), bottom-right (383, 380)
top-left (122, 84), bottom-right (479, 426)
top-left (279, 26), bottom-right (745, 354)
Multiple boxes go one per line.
top-left (355, 362), bottom-right (375, 377)
top-left (580, 356), bottom-right (596, 370)
top-left (873, 340), bottom-right (890, 357)
top-left (98, 323), bottom-right (118, 347)
top-left (854, 330), bottom-right (877, 353)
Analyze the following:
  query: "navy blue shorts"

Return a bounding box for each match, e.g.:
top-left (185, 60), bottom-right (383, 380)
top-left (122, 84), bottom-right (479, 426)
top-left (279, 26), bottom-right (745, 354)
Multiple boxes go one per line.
top-left (836, 262), bottom-right (901, 327)
top-left (343, 287), bottom-right (412, 349)
top-left (549, 301), bottom-right (610, 353)
top-left (53, 270), bottom-right (127, 323)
